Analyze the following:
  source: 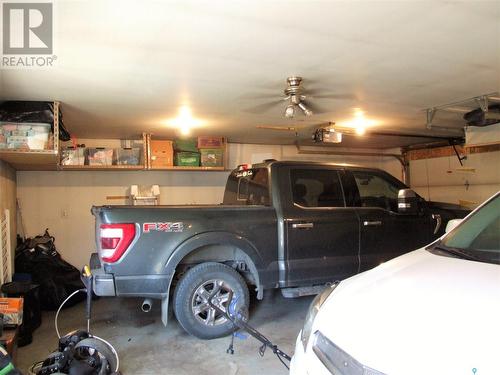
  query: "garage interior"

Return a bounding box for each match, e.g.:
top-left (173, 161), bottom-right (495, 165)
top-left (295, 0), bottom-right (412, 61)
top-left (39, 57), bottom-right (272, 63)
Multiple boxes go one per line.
top-left (0, 1), bottom-right (499, 374)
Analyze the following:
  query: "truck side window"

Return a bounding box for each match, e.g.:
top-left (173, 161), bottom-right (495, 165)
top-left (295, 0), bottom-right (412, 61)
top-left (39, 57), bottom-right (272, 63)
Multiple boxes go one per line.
top-left (352, 171), bottom-right (399, 211)
top-left (291, 169), bottom-right (345, 208)
top-left (237, 168), bottom-right (270, 205)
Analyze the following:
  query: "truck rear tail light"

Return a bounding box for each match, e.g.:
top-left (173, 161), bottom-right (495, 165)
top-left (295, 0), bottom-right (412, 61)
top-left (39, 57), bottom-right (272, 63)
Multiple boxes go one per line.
top-left (237, 163), bottom-right (252, 171)
top-left (99, 223), bottom-right (135, 263)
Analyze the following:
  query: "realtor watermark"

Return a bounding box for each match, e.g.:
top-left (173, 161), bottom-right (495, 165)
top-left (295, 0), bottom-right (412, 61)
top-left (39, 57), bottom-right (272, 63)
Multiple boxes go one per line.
top-left (1, 1), bottom-right (56, 68)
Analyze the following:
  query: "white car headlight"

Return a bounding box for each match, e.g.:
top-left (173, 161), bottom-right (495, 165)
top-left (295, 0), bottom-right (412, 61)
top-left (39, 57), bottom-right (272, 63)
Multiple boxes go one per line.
top-left (301, 282), bottom-right (340, 349)
top-left (312, 331), bottom-right (387, 375)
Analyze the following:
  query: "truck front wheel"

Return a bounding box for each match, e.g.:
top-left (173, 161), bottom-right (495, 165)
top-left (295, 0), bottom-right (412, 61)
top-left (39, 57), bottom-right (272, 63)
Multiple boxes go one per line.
top-left (173, 262), bottom-right (250, 339)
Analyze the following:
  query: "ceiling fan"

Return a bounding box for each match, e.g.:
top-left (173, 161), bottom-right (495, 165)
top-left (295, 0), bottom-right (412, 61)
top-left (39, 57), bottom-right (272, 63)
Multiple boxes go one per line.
top-left (243, 76), bottom-right (355, 118)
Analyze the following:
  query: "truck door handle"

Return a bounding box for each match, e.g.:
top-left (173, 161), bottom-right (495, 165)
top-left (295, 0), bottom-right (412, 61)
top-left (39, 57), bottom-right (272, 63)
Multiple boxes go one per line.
top-left (363, 220), bottom-right (382, 226)
top-left (292, 223), bottom-right (314, 229)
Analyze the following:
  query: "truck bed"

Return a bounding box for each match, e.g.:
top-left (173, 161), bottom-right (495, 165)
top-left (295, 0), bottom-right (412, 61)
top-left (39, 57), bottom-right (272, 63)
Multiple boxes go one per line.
top-left (92, 204), bottom-right (279, 296)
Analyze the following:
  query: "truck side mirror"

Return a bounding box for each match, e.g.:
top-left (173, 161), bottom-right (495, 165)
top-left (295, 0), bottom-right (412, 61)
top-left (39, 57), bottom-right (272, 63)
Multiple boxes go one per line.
top-left (398, 189), bottom-right (418, 215)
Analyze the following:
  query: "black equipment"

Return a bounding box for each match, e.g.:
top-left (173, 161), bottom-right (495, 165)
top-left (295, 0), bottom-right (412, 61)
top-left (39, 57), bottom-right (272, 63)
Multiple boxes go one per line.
top-left (207, 289), bottom-right (291, 369)
top-left (33, 330), bottom-right (117, 375)
top-left (29, 266), bottom-right (119, 375)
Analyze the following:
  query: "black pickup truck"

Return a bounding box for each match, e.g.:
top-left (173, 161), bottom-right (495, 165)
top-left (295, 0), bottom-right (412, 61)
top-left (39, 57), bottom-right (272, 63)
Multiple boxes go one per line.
top-left (91, 160), bottom-right (468, 339)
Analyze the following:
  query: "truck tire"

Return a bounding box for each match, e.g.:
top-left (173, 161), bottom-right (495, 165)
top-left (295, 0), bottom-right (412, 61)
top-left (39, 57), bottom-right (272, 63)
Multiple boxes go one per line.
top-left (173, 262), bottom-right (249, 339)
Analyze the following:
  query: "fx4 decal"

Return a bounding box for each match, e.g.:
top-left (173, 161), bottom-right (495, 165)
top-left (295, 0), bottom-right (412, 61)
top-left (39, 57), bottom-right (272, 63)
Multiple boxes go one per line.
top-left (143, 222), bottom-right (184, 233)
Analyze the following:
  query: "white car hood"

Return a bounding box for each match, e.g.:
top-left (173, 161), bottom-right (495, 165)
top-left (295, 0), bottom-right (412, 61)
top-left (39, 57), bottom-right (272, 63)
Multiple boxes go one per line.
top-left (313, 248), bottom-right (500, 375)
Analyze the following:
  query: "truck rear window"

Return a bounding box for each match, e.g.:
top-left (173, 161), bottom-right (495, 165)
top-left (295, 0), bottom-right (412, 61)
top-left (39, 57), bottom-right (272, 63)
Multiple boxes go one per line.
top-left (223, 168), bottom-right (270, 206)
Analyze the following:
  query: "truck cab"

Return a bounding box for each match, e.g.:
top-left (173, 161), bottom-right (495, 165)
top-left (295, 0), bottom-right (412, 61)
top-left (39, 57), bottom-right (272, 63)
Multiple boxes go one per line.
top-left (224, 161), bottom-right (447, 288)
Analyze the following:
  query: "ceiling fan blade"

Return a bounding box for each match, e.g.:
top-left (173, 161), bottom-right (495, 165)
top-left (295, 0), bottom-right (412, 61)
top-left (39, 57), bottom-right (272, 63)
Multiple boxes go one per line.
top-left (256, 121), bottom-right (333, 133)
top-left (256, 125), bottom-right (297, 131)
top-left (310, 93), bottom-right (357, 100)
top-left (298, 77), bottom-right (323, 86)
top-left (301, 100), bottom-right (332, 114)
top-left (243, 79), bottom-right (287, 93)
top-left (303, 88), bottom-right (357, 100)
top-left (243, 99), bottom-right (285, 114)
top-left (259, 79), bottom-right (289, 90)
top-left (238, 92), bottom-right (283, 100)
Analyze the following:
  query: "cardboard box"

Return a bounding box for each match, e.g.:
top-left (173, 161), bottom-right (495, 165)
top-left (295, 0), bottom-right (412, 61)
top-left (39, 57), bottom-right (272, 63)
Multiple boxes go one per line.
top-left (197, 136), bottom-right (224, 149)
top-left (150, 140), bottom-right (173, 167)
top-left (0, 298), bottom-right (23, 326)
top-left (200, 148), bottom-right (224, 167)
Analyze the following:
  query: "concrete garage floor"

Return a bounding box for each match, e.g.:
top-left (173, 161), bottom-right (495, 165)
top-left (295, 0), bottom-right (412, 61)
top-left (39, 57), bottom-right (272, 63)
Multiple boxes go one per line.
top-left (18, 291), bottom-right (313, 374)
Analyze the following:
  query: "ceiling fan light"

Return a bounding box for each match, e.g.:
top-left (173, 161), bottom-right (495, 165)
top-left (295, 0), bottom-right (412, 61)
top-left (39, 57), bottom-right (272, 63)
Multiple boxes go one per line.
top-left (297, 102), bottom-right (313, 116)
top-left (285, 104), bottom-right (295, 118)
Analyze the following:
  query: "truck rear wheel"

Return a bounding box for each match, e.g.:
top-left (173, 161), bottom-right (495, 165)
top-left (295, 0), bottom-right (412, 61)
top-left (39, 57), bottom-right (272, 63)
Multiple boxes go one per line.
top-left (173, 262), bottom-right (249, 339)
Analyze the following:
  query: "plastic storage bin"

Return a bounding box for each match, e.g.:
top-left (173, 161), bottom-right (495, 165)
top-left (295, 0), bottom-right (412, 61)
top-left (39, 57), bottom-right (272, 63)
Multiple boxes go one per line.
top-left (173, 138), bottom-right (198, 153)
top-left (0, 122), bottom-right (51, 150)
top-left (175, 152), bottom-right (200, 166)
top-left (197, 136), bottom-right (224, 149)
top-left (200, 148), bottom-right (224, 167)
top-left (87, 148), bottom-right (113, 166)
top-left (115, 148), bottom-right (141, 166)
top-left (61, 147), bottom-right (85, 166)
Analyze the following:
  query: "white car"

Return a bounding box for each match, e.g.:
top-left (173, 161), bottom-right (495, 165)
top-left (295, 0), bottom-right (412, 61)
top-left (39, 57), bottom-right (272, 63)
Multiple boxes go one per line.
top-left (291, 192), bottom-right (500, 375)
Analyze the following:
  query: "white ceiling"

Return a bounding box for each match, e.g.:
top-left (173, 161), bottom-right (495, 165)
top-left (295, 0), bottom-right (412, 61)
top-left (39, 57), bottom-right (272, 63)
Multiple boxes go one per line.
top-left (1, 0), bottom-right (499, 145)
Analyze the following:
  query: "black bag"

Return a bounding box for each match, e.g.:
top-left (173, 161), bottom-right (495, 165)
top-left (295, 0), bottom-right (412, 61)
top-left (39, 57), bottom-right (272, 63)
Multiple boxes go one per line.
top-left (14, 229), bottom-right (85, 310)
top-left (0, 100), bottom-right (71, 141)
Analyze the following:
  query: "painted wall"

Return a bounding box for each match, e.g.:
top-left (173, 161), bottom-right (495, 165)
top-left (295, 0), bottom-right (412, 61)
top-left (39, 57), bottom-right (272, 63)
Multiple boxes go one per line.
top-left (16, 143), bottom-right (402, 268)
top-left (410, 150), bottom-right (500, 206)
top-left (0, 160), bottom-right (17, 270)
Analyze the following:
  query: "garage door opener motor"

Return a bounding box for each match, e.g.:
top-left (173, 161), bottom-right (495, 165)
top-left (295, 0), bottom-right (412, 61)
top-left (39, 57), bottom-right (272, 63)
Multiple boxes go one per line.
top-left (28, 266), bottom-right (120, 375)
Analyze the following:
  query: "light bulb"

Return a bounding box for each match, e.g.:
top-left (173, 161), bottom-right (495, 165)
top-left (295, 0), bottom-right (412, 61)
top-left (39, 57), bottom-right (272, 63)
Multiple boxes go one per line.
top-left (164, 105), bottom-right (205, 134)
top-left (355, 127), bottom-right (366, 135)
top-left (285, 104), bottom-right (295, 118)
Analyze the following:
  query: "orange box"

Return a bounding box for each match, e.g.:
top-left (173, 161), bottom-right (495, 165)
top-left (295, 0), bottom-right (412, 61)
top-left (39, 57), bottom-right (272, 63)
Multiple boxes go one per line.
top-left (0, 298), bottom-right (23, 326)
top-left (150, 140), bottom-right (173, 167)
top-left (197, 136), bottom-right (224, 149)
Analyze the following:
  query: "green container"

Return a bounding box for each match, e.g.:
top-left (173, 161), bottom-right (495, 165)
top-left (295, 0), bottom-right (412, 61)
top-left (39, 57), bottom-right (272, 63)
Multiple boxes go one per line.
top-left (200, 148), bottom-right (224, 167)
top-left (174, 138), bottom-right (198, 153)
top-left (175, 152), bottom-right (200, 166)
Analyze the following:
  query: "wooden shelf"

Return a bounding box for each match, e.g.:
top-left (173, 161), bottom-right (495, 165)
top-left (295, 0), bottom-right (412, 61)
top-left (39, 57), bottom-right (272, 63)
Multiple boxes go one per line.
top-left (59, 164), bottom-right (145, 171)
top-left (0, 101), bottom-right (60, 170)
top-left (149, 166), bottom-right (227, 171)
top-left (0, 149), bottom-right (59, 170)
top-left (1, 117), bottom-right (231, 172)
